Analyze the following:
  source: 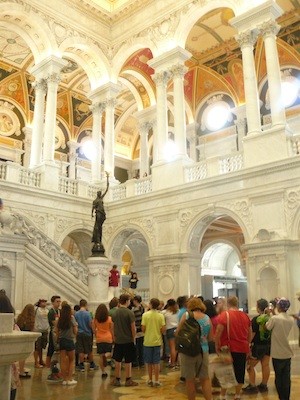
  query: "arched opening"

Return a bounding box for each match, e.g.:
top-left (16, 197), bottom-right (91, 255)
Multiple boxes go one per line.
top-left (61, 231), bottom-right (92, 264)
top-left (109, 228), bottom-right (150, 301)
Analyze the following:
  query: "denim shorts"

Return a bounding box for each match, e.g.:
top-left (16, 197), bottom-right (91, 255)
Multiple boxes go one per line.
top-left (166, 327), bottom-right (177, 340)
top-left (59, 338), bottom-right (75, 351)
top-left (143, 346), bottom-right (161, 364)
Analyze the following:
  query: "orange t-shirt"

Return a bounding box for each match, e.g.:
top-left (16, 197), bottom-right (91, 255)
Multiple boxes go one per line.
top-left (94, 316), bottom-right (113, 343)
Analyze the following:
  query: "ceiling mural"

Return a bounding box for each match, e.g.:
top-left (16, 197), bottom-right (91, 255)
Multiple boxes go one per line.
top-left (0, 1), bottom-right (300, 163)
top-left (0, 30), bottom-right (31, 68)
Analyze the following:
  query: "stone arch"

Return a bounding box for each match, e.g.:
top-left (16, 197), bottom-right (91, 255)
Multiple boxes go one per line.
top-left (174, 0), bottom-right (241, 47)
top-left (118, 77), bottom-right (144, 111)
top-left (0, 3), bottom-right (58, 63)
top-left (59, 38), bottom-right (111, 90)
top-left (107, 225), bottom-right (151, 291)
top-left (120, 69), bottom-right (156, 107)
top-left (200, 238), bottom-right (243, 268)
top-left (112, 41), bottom-right (158, 82)
top-left (107, 224), bottom-right (152, 260)
top-left (181, 206), bottom-right (250, 255)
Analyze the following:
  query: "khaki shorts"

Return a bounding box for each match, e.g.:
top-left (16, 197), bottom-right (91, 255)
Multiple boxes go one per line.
top-left (180, 351), bottom-right (209, 380)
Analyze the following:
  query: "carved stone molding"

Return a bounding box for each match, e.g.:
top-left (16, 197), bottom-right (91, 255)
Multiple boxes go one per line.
top-left (259, 20), bottom-right (280, 38)
top-left (220, 199), bottom-right (253, 237)
top-left (152, 71), bottom-right (171, 87)
top-left (236, 30), bottom-right (258, 49)
top-left (11, 213), bottom-right (88, 285)
top-left (88, 265), bottom-right (109, 282)
top-left (153, 264), bottom-right (180, 295)
top-left (284, 188), bottom-right (300, 234)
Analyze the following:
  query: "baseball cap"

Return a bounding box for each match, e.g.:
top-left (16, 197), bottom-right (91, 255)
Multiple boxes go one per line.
top-left (277, 297), bottom-right (290, 311)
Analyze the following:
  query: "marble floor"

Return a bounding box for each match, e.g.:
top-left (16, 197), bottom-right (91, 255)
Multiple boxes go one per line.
top-left (17, 346), bottom-right (300, 400)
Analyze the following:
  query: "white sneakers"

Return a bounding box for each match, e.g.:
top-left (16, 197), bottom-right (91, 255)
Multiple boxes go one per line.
top-left (62, 379), bottom-right (77, 386)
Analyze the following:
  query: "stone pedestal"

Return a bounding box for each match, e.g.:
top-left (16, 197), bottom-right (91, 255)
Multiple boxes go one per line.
top-left (87, 256), bottom-right (111, 313)
top-left (0, 314), bottom-right (40, 400)
top-left (151, 156), bottom-right (193, 191)
top-left (243, 125), bottom-right (292, 168)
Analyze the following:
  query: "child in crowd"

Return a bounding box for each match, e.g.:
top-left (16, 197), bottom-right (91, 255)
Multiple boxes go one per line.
top-left (142, 297), bottom-right (166, 387)
top-left (93, 303), bottom-right (114, 378)
top-left (56, 303), bottom-right (78, 385)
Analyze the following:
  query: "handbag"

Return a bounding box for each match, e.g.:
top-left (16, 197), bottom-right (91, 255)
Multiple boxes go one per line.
top-left (219, 312), bottom-right (233, 364)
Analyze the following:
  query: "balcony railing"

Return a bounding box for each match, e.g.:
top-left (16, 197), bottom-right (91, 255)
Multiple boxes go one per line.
top-left (59, 177), bottom-right (78, 195)
top-left (219, 153), bottom-right (244, 174)
top-left (19, 168), bottom-right (41, 187)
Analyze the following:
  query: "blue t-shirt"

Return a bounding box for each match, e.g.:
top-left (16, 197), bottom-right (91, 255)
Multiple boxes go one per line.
top-left (196, 314), bottom-right (211, 353)
top-left (75, 309), bottom-right (92, 336)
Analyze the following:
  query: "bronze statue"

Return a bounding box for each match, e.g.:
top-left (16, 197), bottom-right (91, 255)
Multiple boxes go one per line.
top-left (91, 172), bottom-right (109, 255)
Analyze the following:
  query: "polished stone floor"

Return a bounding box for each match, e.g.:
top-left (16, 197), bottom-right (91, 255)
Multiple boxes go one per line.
top-left (17, 346), bottom-right (300, 400)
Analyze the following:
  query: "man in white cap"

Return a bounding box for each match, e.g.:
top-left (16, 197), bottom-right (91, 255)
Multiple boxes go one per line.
top-left (266, 298), bottom-right (294, 400)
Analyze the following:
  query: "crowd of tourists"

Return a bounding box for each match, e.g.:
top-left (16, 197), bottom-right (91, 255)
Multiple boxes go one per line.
top-left (0, 287), bottom-right (299, 400)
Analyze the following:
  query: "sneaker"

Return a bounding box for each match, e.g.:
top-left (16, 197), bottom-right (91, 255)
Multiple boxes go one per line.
top-left (67, 379), bottom-right (77, 385)
top-left (78, 363), bottom-right (85, 372)
top-left (147, 380), bottom-right (153, 387)
top-left (242, 384), bottom-right (258, 394)
top-left (257, 383), bottom-right (268, 392)
top-left (62, 381), bottom-right (67, 386)
top-left (125, 379), bottom-right (139, 386)
top-left (112, 378), bottom-right (121, 387)
top-left (89, 362), bottom-right (98, 370)
top-left (180, 376), bottom-right (186, 383)
top-left (153, 381), bottom-right (162, 387)
top-left (102, 373), bottom-right (108, 378)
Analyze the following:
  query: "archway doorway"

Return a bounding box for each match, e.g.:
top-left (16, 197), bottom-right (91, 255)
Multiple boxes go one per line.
top-left (109, 228), bottom-right (150, 302)
top-left (196, 215), bottom-right (247, 309)
top-left (61, 231), bottom-right (92, 264)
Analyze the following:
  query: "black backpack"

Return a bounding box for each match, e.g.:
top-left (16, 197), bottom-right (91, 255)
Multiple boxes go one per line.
top-left (175, 311), bottom-right (202, 357)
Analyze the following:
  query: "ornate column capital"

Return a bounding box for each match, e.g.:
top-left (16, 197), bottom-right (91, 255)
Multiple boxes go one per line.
top-left (45, 73), bottom-right (61, 86)
top-left (170, 64), bottom-right (188, 78)
top-left (152, 70), bottom-right (171, 86)
top-left (105, 97), bottom-right (117, 108)
top-left (139, 121), bottom-right (153, 134)
top-left (235, 30), bottom-right (258, 48)
top-left (31, 79), bottom-right (47, 92)
top-left (89, 102), bottom-right (106, 114)
top-left (259, 20), bottom-right (280, 38)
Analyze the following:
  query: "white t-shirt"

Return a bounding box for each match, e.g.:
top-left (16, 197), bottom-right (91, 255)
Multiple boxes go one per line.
top-left (34, 306), bottom-right (49, 331)
top-left (162, 309), bottom-right (179, 330)
top-left (266, 312), bottom-right (294, 359)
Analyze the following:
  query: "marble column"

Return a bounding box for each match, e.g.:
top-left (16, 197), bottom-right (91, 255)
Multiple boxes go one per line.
top-left (152, 71), bottom-right (171, 163)
top-left (90, 102), bottom-right (105, 184)
top-left (236, 30), bottom-right (261, 135)
top-left (171, 64), bottom-right (188, 158)
top-left (139, 122), bottom-right (151, 177)
top-left (260, 20), bottom-right (286, 127)
top-left (67, 140), bottom-right (79, 179)
top-left (104, 98), bottom-right (117, 178)
top-left (29, 79), bottom-right (46, 168)
top-left (43, 73), bottom-right (61, 163)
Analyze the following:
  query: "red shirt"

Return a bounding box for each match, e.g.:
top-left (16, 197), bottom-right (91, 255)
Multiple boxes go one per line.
top-left (218, 309), bottom-right (251, 353)
top-left (109, 269), bottom-right (120, 287)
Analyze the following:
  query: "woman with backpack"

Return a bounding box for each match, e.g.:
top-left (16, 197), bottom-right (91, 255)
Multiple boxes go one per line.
top-left (243, 298), bottom-right (271, 394)
top-left (177, 297), bottom-right (213, 400)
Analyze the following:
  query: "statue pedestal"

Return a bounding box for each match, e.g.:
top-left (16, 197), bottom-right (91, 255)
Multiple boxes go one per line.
top-left (0, 314), bottom-right (40, 400)
top-left (87, 256), bottom-right (111, 313)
